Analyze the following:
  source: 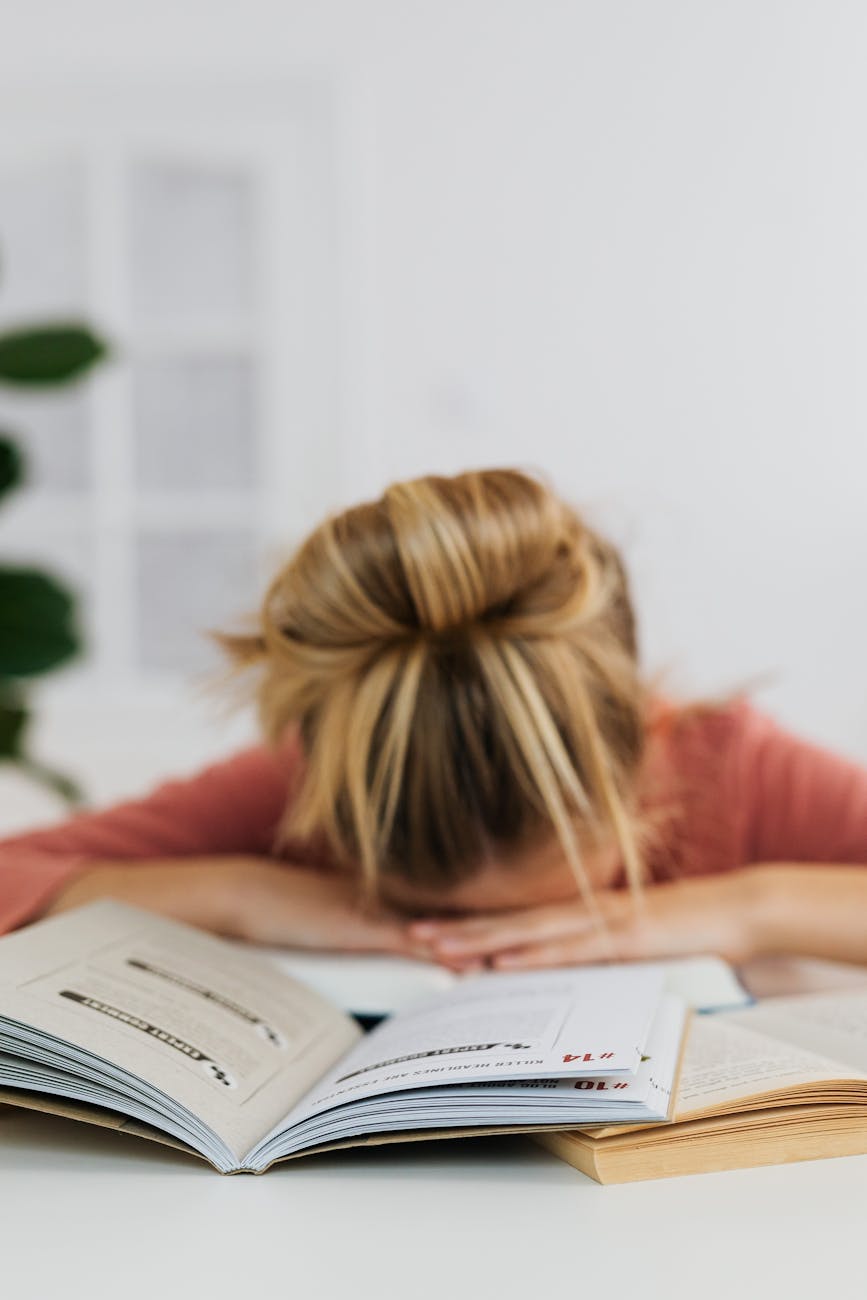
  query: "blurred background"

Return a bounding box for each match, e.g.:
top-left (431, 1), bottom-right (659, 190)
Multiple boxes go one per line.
top-left (0, 0), bottom-right (865, 832)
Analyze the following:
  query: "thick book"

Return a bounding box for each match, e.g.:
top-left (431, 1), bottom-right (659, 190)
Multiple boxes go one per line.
top-left (0, 901), bottom-right (688, 1174)
top-left (538, 988), bottom-right (867, 1182)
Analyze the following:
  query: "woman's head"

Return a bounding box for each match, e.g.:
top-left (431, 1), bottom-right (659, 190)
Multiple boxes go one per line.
top-left (218, 468), bottom-right (648, 905)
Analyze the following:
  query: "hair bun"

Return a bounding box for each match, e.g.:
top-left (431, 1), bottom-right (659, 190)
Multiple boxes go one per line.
top-left (257, 469), bottom-right (628, 665)
top-left (383, 470), bottom-right (615, 644)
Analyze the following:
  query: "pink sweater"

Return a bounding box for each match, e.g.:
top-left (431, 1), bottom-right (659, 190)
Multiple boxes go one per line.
top-left (1, 698), bottom-right (866, 934)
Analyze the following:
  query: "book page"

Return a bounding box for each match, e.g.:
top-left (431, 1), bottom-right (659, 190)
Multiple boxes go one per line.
top-left (0, 902), bottom-right (360, 1162)
top-left (727, 989), bottom-right (867, 1075)
top-left (574, 1011), bottom-right (845, 1140)
top-left (246, 993), bottom-right (690, 1166)
top-left (671, 1016), bottom-right (861, 1120)
top-left (279, 963), bottom-right (665, 1128)
top-left (367, 994), bottom-right (688, 1117)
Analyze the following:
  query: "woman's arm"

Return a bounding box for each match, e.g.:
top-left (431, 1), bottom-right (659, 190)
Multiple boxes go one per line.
top-left (1, 740), bottom-right (420, 954)
top-left (43, 855), bottom-right (417, 955)
top-left (410, 707), bottom-right (867, 968)
top-left (408, 863), bottom-right (867, 968)
top-left (0, 743), bottom-right (296, 933)
top-left (748, 863), bottom-right (867, 964)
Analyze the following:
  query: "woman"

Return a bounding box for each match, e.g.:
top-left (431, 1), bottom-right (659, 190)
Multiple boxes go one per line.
top-left (1, 467), bottom-right (866, 972)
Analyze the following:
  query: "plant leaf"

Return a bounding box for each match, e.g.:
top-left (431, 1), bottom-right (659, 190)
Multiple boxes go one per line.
top-left (15, 754), bottom-right (84, 806)
top-left (0, 698), bottom-right (30, 757)
top-left (0, 567), bottom-right (82, 675)
top-left (0, 324), bottom-right (108, 386)
top-left (0, 690), bottom-right (83, 805)
top-left (0, 436), bottom-right (24, 499)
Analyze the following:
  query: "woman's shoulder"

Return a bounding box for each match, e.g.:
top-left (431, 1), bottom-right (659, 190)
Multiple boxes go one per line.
top-left (640, 691), bottom-right (773, 877)
top-left (645, 689), bottom-right (805, 789)
top-left (646, 689), bottom-right (760, 749)
top-left (646, 690), bottom-right (863, 784)
top-left (642, 691), bottom-right (867, 872)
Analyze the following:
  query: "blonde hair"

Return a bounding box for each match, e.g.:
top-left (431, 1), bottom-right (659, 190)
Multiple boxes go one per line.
top-left (216, 468), bottom-right (649, 904)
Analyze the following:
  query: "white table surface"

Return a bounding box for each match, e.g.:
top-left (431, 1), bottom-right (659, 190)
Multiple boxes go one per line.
top-left (2, 1104), bottom-right (867, 1300)
top-left (0, 954), bottom-right (865, 1300)
top-left (5, 957), bottom-right (867, 1300)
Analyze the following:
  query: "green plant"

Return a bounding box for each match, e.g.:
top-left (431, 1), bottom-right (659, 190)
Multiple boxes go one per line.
top-left (0, 318), bottom-right (109, 804)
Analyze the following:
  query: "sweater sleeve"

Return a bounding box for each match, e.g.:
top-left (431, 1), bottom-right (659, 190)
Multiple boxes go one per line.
top-left (0, 739), bottom-right (300, 934)
top-left (734, 705), bottom-right (867, 866)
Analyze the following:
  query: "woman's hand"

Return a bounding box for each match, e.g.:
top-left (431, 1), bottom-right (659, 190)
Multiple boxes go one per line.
top-left (231, 861), bottom-right (421, 954)
top-left (43, 857), bottom-right (420, 956)
top-left (408, 870), bottom-right (769, 970)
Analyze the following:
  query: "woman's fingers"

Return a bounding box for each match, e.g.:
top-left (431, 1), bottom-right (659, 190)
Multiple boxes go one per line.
top-left (408, 902), bottom-right (602, 959)
top-left (489, 930), bottom-right (618, 968)
top-left (407, 894), bottom-right (654, 969)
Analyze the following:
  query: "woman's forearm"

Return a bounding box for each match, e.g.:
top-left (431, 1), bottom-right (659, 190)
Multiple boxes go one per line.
top-left (41, 856), bottom-right (254, 934)
top-left (38, 855), bottom-right (417, 955)
top-left (750, 863), bottom-right (867, 965)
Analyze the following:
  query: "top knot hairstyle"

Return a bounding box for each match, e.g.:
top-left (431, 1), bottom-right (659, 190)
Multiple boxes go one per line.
top-left (216, 469), bottom-right (649, 901)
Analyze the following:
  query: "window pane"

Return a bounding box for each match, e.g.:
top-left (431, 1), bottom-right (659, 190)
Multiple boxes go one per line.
top-left (0, 158), bottom-right (88, 318)
top-left (129, 160), bottom-right (254, 322)
top-left (133, 355), bottom-right (257, 492)
top-left (0, 388), bottom-right (91, 490)
top-left (134, 530), bottom-right (258, 673)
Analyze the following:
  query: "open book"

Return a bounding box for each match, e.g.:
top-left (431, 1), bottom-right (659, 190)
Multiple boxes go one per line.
top-left (258, 947), bottom-right (751, 1021)
top-left (0, 901), bottom-right (689, 1174)
top-left (539, 987), bottom-right (867, 1182)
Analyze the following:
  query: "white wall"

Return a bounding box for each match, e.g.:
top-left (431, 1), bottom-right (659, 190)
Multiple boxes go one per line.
top-left (0, 0), bottom-right (865, 822)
